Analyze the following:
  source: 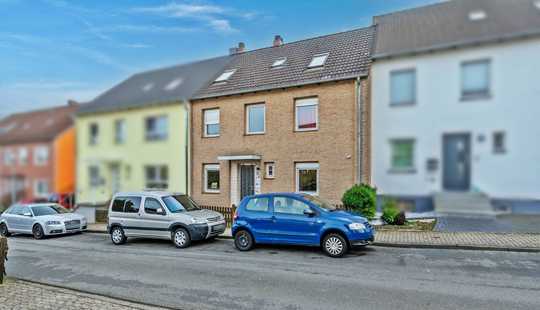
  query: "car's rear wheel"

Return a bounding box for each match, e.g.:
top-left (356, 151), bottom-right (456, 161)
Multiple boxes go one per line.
top-left (32, 224), bottom-right (45, 240)
top-left (322, 233), bottom-right (348, 258)
top-left (110, 226), bottom-right (127, 245)
top-left (0, 223), bottom-right (10, 237)
top-left (234, 230), bottom-right (254, 251)
top-left (172, 228), bottom-right (191, 248)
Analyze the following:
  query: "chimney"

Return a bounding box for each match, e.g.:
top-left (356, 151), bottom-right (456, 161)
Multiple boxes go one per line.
top-left (67, 99), bottom-right (78, 106)
top-left (273, 35), bottom-right (283, 47)
top-left (229, 42), bottom-right (246, 55)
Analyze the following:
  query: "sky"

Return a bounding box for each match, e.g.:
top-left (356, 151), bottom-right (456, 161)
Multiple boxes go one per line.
top-left (0, 0), bottom-right (440, 118)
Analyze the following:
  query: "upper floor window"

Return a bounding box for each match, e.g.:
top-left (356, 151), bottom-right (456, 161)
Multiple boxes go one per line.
top-left (89, 123), bottom-right (99, 145)
top-left (308, 53), bottom-right (329, 68)
top-left (145, 165), bottom-right (169, 189)
top-left (203, 109), bottom-right (220, 137)
top-left (461, 59), bottom-right (490, 99)
top-left (214, 69), bottom-right (236, 83)
top-left (18, 148), bottom-right (28, 165)
top-left (390, 139), bottom-right (415, 171)
top-left (145, 115), bottom-right (168, 141)
top-left (246, 103), bottom-right (265, 134)
top-left (34, 146), bottom-right (49, 166)
top-left (3, 149), bottom-right (15, 165)
top-left (114, 119), bottom-right (126, 144)
top-left (295, 97), bottom-right (318, 131)
top-left (390, 69), bottom-right (416, 106)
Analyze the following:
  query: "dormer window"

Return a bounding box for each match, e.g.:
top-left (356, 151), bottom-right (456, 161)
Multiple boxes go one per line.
top-left (308, 53), bottom-right (329, 68)
top-left (468, 10), bottom-right (487, 21)
top-left (214, 69), bottom-right (236, 83)
top-left (272, 57), bottom-right (287, 67)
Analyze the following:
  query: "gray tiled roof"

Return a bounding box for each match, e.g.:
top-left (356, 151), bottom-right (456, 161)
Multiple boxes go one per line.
top-left (194, 27), bottom-right (374, 99)
top-left (373, 0), bottom-right (540, 59)
top-left (77, 56), bottom-right (233, 115)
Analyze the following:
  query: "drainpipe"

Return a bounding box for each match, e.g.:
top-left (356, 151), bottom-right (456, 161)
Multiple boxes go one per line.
top-left (356, 77), bottom-right (363, 184)
top-left (185, 100), bottom-right (191, 195)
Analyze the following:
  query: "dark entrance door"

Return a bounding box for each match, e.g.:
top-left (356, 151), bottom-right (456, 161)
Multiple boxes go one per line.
top-left (443, 133), bottom-right (471, 191)
top-left (240, 165), bottom-right (255, 200)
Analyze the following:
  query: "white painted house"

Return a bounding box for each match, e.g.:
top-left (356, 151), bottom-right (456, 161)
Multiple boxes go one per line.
top-left (371, 0), bottom-right (540, 214)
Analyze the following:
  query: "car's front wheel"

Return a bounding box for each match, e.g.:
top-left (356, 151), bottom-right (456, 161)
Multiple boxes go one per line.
top-left (172, 228), bottom-right (191, 248)
top-left (234, 230), bottom-right (254, 251)
top-left (0, 223), bottom-right (10, 237)
top-left (32, 224), bottom-right (45, 240)
top-left (110, 226), bottom-right (127, 245)
top-left (322, 233), bottom-right (348, 258)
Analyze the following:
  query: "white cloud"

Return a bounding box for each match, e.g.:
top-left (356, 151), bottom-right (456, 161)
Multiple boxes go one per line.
top-left (131, 2), bottom-right (225, 18)
top-left (208, 19), bottom-right (237, 33)
top-left (100, 24), bottom-right (198, 34)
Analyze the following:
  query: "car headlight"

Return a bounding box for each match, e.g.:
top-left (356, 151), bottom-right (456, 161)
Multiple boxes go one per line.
top-left (191, 217), bottom-right (207, 224)
top-left (46, 220), bottom-right (62, 225)
top-left (348, 223), bottom-right (366, 231)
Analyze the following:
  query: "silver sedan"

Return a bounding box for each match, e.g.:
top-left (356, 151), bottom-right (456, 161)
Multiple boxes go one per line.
top-left (0, 203), bottom-right (87, 239)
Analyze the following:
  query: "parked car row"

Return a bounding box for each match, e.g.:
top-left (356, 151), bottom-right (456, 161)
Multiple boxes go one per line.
top-left (0, 191), bottom-right (375, 258)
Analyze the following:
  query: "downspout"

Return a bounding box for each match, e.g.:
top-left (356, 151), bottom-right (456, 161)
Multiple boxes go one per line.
top-left (185, 100), bottom-right (191, 195)
top-left (356, 77), bottom-right (363, 184)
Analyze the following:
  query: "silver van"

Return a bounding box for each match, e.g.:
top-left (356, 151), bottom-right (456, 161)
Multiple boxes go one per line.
top-left (107, 191), bottom-right (226, 248)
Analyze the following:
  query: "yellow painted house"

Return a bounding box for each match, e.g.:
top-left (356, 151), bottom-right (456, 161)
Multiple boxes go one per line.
top-left (76, 56), bottom-right (232, 206)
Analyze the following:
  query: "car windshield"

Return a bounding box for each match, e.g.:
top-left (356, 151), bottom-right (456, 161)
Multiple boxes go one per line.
top-left (301, 194), bottom-right (337, 211)
top-left (162, 195), bottom-right (200, 213)
top-left (31, 204), bottom-right (70, 216)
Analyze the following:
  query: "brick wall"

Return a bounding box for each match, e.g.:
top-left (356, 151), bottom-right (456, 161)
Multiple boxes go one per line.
top-left (191, 79), bottom-right (370, 206)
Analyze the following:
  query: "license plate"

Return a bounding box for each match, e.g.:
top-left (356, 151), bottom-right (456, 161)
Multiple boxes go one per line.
top-left (211, 224), bottom-right (225, 232)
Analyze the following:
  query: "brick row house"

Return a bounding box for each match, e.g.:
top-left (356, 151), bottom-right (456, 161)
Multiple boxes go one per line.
top-left (0, 104), bottom-right (77, 205)
top-left (190, 28), bottom-right (374, 207)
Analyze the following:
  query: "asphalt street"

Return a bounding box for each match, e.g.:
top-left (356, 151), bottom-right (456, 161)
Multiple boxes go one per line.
top-left (5, 233), bottom-right (540, 310)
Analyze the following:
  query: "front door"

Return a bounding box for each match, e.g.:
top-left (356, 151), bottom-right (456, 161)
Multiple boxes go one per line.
top-left (240, 165), bottom-right (255, 200)
top-left (443, 133), bottom-right (471, 191)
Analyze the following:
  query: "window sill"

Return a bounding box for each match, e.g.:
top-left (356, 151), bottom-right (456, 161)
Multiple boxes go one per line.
top-left (388, 168), bottom-right (417, 174)
top-left (493, 149), bottom-right (506, 154)
top-left (390, 102), bottom-right (415, 107)
top-left (203, 191), bottom-right (221, 195)
top-left (460, 93), bottom-right (491, 102)
top-left (294, 128), bottom-right (318, 132)
top-left (203, 135), bottom-right (220, 139)
top-left (245, 132), bottom-right (265, 136)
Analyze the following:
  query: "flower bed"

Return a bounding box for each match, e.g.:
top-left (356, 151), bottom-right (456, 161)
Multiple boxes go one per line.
top-left (375, 219), bottom-right (437, 232)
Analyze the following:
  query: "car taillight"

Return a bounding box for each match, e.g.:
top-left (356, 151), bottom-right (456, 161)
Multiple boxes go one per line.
top-left (233, 209), bottom-right (238, 221)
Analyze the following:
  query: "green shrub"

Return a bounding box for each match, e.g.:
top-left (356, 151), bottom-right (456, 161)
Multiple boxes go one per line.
top-left (341, 184), bottom-right (377, 219)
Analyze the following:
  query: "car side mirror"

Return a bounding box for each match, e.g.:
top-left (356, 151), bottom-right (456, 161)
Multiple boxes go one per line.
top-left (23, 212), bottom-right (33, 217)
top-left (303, 209), bottom-right (316, 217)
top-left (157, 208), bottom-right (166, 215)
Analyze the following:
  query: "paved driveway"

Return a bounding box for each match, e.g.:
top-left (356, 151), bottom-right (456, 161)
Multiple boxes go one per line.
top-left (435, 214), bottom-right (540, 233)
top-left (5, 233), bottom-right (540, 310)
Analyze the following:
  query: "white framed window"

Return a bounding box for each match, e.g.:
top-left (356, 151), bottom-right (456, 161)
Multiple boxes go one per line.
top-left (203, 109), bottom-right (220, 137)
top-left (89, 123), bottom-right (99, 145)
top-left (204, 164), bottom-right (220, 193)
top-left (308, 53), bottom-right (329, 68)
top-left (214, 69), bottom-right (236, 82)
top-left (34, 146), bottom-right (49, 166)
top-left (390, 69), bottom-right (416, 105)
top-left (390, 139), bottom-right (415, 171)
top-left (461, 59), bottom-right (490, 98)
top-left (3, 149), bottom-right (15, 165)
top-left (89, 166), bottom-right (101, 188)
top-left (145, 115), bottom-right (168, 141)
top-left (272, 57), bottom-right (287, 67)
top-left (265, 162), bottom-right (275, 179)
top-left (145, 165), bottom-right (169, 189)
top-left (295, 162), bottom-right (319, 195)
top-left (246, 103), bottom-right (265, 134)
top-left (114, 119), bottom-right (126, 144)
top-left (18, 148), bottom-right (28, 165)
top-left (295, 98), bottom-right (319, 131)
top-left (34, 179), bottom-right (49, 197)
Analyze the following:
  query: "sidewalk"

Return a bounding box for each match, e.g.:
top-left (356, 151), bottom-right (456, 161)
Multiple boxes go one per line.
top-left (0, 278), bottom-right (166, 310)
top-left (88, 224), bottom-right (540, 252)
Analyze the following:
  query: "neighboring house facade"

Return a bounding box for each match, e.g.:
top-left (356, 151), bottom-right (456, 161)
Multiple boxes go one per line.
top-left (370, 0), bottom-right (540, 213)
top-left (75, 56), bottom-right (232, 206)
top-left (191, 28), bottom-right (374, 207)
top-left (0, 103), bottom-right (77, 205)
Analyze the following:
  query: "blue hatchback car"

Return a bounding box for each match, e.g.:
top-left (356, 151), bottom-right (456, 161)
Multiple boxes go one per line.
top-left (232, 193), bottom-right (374, 257)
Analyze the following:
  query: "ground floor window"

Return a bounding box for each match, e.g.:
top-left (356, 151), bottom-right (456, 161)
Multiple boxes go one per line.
top-left (34, 179), bottom-right (49, 197)
top-left (265, 162), bottom-right (275, 179)
top-left (145, 165), bottom-right (168, 189)
top-left (204, 164), bottom-right (220, 193)
top-left (295, 162), bottom-right (319, 195)
top-left (390, 139), bottom-right (415, 170)
top-left (89, 166), bottom-right (101, 188)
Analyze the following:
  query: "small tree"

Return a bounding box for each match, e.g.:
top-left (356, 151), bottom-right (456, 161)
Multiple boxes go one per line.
top-left (341, 183), bottom-right (377, 219)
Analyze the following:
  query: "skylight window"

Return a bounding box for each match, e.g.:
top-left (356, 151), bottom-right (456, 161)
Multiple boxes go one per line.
top-left (308, 53), bottom-right (329, 68)
top-left (142, 83), bottom-right (154, 92)
top-left (272, 57), bottom-right (287, 67)
top-left (468, 10), bottom-right (487, 21)
top-left (164, 78), bottom-right (183, 91)
top-left (535, 0), bottom-right (540, 10)
top-left (214, 69), bottom-right (236, 82)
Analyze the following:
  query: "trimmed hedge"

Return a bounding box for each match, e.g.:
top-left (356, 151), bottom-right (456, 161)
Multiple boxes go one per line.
top-left (0, 236), bottom-right (7, 284)
top-left (341, 183), bottom-right (377, 219)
